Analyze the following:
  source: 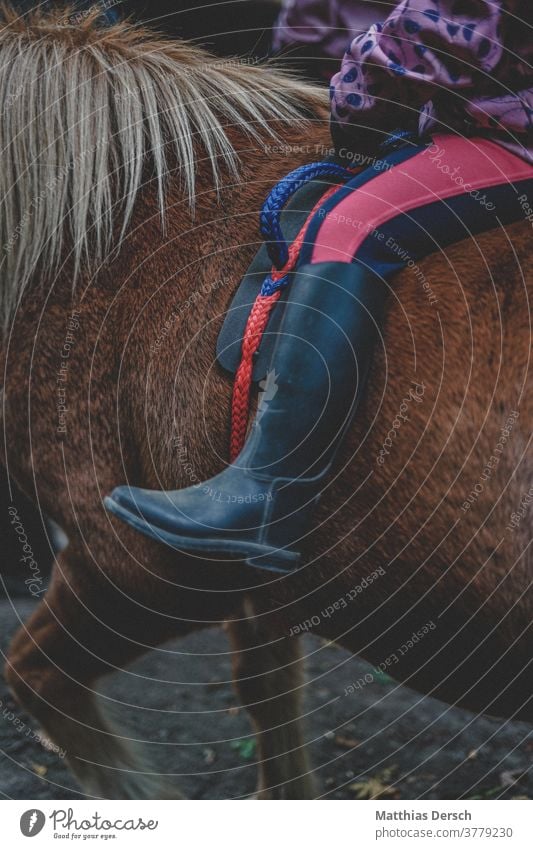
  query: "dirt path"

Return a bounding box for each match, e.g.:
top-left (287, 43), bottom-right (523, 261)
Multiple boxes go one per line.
top-left (1, 594), bottom-right (531, 800)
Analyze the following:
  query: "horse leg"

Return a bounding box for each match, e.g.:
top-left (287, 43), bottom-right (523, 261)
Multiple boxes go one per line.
top-left (227, 603), bottom-right (315, 799)
top-left (4, 543), bottom-right (185, 799)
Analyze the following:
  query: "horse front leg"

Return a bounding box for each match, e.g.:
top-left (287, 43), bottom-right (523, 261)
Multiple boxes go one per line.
top-left (227, 602), bottom-right (315, 799)
top-left (4, 542), bottom-right (187, 799)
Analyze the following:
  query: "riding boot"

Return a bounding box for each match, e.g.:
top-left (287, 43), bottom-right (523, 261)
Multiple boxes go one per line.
top-left (105, 261), bottom-right (387, 573)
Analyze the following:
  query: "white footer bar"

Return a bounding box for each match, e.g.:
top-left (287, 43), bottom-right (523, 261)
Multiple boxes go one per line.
top-left (3, 799), bottom-right (532, 848)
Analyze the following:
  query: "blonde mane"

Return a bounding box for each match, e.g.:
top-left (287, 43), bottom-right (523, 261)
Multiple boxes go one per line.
top-left (0, 4), bottom-right (324, 326)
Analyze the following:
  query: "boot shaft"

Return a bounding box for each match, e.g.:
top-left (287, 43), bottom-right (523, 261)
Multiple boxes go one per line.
top-left (240, 261), bottom-right (388, 479)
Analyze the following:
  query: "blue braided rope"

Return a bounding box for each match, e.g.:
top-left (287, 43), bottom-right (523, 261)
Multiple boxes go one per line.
top-left (260, 272), bottom-right (290, 297)
top-left (259, 161), bottom-right (353, 270)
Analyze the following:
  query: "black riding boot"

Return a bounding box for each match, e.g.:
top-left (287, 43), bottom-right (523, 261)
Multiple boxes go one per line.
top-left (105, 261), bottom-right (387, 572)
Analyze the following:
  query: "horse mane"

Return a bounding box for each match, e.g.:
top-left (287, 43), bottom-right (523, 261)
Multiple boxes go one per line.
top-left (0, 4), bottom-right (324, 327)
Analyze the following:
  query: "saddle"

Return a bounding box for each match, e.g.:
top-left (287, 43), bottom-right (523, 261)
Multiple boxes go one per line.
top-left (216, 133), bottom-right (421, 384)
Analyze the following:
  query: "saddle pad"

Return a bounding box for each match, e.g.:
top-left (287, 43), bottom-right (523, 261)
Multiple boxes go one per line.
top-left (216, 154), bottom-right (350, 381)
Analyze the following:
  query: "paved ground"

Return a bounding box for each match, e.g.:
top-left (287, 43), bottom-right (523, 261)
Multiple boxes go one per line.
top-left (1, 592), bottom-right (531, 800)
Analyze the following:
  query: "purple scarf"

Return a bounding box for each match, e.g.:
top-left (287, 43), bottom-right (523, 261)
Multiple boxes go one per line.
top-left (276, 1), bottom-right (533, 162)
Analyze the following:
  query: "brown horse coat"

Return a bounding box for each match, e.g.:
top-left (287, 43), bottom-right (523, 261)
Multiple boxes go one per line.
top-left (1, 8), bottom-right (531, 798)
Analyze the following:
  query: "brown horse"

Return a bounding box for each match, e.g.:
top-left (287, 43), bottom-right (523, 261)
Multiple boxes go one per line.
top-left (1, 7), bottom-right (531, 799)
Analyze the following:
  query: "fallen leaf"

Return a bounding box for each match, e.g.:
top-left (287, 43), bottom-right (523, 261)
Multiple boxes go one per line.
top-left (349, 767), bottom-right (399, 800)
top-left (334, 735), bottom-right (360, 749)
top-left (31, 763), bottom-right (47, 777)
top-left (500, 769), bottom-right (528, 789)
top-left (467, 786), bottom-right (501, 800)
top-left (203, 748), bottom-right (216, 765)
top-left (230, 739), bottom-right (256, 760)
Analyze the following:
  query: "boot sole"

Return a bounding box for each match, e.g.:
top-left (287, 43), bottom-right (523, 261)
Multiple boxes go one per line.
top-left (104, 496), bottom-right (301, 575)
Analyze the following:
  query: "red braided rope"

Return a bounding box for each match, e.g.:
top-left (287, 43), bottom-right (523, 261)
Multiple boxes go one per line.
top-left (229, 181), bottom-right (343, 460)
top-left (230, 292), bottom-right (281, 460)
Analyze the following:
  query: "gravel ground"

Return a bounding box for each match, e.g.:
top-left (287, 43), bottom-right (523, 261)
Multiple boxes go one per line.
top-left (1, 592), bottom-right (531, 801)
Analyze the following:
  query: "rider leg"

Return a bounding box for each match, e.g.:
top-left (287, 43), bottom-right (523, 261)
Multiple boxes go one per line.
top-left (106, 135), bottom-right (533, 573)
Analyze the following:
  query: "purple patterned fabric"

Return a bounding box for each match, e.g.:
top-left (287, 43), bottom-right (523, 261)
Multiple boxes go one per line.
top-left (273, 1), bottom-right (387, 70)
top-left (330, 1), bottom-right (533, 161)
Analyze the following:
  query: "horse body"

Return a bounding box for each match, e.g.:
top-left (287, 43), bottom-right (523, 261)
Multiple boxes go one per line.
top-left (1, 8), bottom-right (531, 799)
